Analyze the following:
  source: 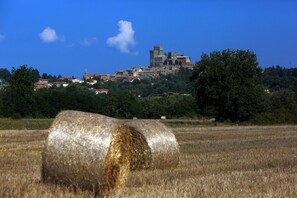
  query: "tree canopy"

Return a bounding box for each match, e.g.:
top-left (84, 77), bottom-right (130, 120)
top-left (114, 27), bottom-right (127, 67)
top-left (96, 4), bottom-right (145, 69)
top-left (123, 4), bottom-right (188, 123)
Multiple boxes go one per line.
top-left (2, 65), bottom-right (35, 118)
top-left (0, 68), bottom-right (11, 81)
top-left (192, 49), bottom-right (264, 121)
top-left (261, 65), bottom-right (297, 92)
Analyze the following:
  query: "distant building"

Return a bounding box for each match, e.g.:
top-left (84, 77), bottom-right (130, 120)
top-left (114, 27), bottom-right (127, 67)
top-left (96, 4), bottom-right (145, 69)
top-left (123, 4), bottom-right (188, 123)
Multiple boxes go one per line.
top-left (84, 69), bottom-right (110, 81)
top-left (123, 77), bottom-right (140, 83)
top-left (81, 46), bottom-right (193, 82)
top-left (34, 84), bottom-right (46, 91)
top-left (149, 45), bottom-right (192, 67)
top-left (51, 82), bottom-right (69, 88)
top-left (131, 66), bottom-right (146, 77)
top-left (150, 46), bottom-right (166, 67)
top-left (86, 79), bottom-right (97, 85)
top-left (34, 78), bottom-right (50, 90)
top-left (176, 56), bottom-right (191, 65)
top-left (59, 76), bottom-right (73, 81)
top-left (138, 70), bottom-right (159, 79)
top-left (99, 74), bottom-right (111, 81)
top-left (95, 89), bottom-right (109, 94)
top-left (115, 70), bottom-right (132, 79)
top-left (37, 78), bottom-right (49, 85)
top-left (72, 78), bottom-right (84, 84)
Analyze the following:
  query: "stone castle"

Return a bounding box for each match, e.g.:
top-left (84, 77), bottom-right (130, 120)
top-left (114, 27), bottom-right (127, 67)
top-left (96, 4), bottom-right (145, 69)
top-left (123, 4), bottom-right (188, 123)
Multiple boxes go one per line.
top-left (150, 46), bottom-right (191, 67)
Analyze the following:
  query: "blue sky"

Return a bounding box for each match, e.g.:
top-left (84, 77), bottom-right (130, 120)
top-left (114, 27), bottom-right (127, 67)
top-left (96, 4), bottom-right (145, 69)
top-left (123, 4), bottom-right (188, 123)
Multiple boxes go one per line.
top-left (0, 0), bottom-right (297, 77)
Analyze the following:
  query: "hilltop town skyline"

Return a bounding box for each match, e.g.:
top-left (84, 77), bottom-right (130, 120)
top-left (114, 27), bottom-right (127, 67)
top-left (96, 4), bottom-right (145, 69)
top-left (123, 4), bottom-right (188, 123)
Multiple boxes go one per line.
top-left (0, 1), bottom-right (297, 77)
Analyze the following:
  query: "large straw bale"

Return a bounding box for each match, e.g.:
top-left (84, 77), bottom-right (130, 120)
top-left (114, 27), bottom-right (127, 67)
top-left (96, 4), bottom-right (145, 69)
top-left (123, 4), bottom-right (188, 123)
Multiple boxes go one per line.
top-left (42, 110), bottom-right (132, 196)
top-left (129, 126), bottom-right (151, 170)
top-left (126, 120), bottom-right (180, 169)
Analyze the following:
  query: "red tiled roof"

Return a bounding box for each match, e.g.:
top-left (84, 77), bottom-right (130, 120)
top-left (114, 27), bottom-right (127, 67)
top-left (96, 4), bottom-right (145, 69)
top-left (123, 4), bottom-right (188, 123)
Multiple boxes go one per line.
top-left (96, 89), bottom-right (109, 92)
top-left (35, 85), bottom-right (45, 89)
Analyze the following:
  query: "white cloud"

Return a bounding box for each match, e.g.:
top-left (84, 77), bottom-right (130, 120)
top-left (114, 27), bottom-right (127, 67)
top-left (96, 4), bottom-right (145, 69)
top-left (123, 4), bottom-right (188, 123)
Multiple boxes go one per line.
top-left (107, 20), bottom-right (136, 53)
top-left (79, 37), bottom-right (97, 47)
top-left (0, 34), bottom-right (5, 41)
top-left (39, 27), bottom-right (59, 43)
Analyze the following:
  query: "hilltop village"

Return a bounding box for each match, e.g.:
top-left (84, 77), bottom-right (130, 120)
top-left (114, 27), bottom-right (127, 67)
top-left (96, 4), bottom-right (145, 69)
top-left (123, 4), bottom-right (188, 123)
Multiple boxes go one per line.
top-left (84, 46), bottom-right (193, 82)
top-left (32, 46), bottom-right (193, 91)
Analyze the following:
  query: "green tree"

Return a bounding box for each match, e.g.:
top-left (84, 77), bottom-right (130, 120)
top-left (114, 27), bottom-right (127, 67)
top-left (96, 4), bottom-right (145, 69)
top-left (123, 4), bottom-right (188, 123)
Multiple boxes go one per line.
top-left (192, 49), bottom-right (264, 121)
top-left (0, 68), bottom-right (11, 81)
top-left (41, 73), bottom-right (48, 79)
top-left (31, 68), bottom-right (40, 82)
top-left (106, 91), bottom-right (142, 118)
top-left (261, 66), bottom-right (297, 92)
top-left (254, 89), bottom-right (297, 124)
top-left (166, 95), bottom-right (197, 118)
top-left (2, 65), bottom-right (35, 118)
top-left (140, 97), bottom-right (166, 118)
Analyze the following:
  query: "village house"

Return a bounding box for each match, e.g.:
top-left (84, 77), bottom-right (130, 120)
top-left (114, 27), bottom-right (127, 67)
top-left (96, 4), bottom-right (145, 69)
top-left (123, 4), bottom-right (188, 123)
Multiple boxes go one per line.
top-left (95, 89), bottom-right (109, 94)
top-left (50, 82), bottom-right (69, 88)
top-left (37, 78), bottom-right (49, 85)
top-left (115, 70), bottom-right (131, 78)
top-left (84, 70), bottom-right (111, 81)
top-left (34, 78), bottom-right (50, 91)
top-left (34, 84), bottom-right (46, 91)
top-left (84, 73), bottom-right (101, 80)
top-left (123, 77), bottom-right (140, 83)
top-left (86, 79), bottom-right (97, 85)
top-left (59, 76), bottom-right (73, 81)
top-left (138, 70), bottom-right (159, 79)
top-left (72, 78), bottom-right (84, 84)
top-left (131, 66), bottom-right (146, 77)
top-left (99, 74), bottom-right (110, 81)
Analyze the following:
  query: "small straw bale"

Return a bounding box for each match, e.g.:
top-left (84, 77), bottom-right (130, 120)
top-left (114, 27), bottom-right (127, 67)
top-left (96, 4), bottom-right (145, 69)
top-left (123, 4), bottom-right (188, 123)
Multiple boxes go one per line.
top-left (126, 120), bottom-right (180, 170)
top-left (42, 110), bottom-right (132, 196)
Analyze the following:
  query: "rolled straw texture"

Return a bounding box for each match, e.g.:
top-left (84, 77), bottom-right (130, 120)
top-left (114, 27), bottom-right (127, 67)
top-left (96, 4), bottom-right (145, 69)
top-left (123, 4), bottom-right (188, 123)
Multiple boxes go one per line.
top-left (126, 120), bottom-right (180, 169)
top-left (42, 110), bottom-right (132, 196)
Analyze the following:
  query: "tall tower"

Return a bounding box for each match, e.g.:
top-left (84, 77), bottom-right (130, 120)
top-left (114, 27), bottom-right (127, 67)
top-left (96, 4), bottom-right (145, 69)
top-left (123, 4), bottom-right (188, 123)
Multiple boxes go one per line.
top-left (150, 46), bottom-right (163, 67)
top-left (84, 69), bottom-right (88, 80)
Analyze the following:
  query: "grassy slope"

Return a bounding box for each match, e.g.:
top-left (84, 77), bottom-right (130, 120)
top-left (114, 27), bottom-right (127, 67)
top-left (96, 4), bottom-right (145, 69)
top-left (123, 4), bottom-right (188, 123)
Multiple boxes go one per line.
top-left (1, 125), bottom-right (297, 197)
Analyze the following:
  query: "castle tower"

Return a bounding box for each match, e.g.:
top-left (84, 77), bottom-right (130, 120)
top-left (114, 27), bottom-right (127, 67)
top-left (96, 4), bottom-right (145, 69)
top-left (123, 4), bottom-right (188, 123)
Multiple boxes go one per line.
top-left (149, 46), bottom-right (164, 67)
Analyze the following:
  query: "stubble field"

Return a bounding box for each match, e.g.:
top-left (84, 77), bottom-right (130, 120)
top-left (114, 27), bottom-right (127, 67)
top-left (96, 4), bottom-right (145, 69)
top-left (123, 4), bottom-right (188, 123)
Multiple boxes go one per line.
top-left (1, 124), bottom-right (297, 197)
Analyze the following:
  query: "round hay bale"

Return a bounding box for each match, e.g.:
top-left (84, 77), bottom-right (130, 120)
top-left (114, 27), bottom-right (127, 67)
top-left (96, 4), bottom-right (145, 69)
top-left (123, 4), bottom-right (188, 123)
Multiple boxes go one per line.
top-left (42, 110), bottom-right (132, 196)
top-left (129, 126), bottom-right (151, 170)
top-left (126, 120), bottom-right (180, 169)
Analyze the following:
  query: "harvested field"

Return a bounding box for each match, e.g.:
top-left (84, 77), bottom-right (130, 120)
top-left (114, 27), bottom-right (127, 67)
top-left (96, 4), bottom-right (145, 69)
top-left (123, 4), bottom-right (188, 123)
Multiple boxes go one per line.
top-left (1, 125), bottom-right (297, 197)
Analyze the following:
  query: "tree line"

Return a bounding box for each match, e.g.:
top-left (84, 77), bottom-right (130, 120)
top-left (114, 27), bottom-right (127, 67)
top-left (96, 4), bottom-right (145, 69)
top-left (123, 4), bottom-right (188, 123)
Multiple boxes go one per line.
top-left (1, 49), bottom-right (297, 124)
top-left (0, 65), bottom-right (197, 119)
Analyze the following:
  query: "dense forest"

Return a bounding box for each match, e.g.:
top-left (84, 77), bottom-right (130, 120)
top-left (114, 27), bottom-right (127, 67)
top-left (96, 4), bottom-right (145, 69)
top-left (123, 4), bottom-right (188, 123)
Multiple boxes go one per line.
top-left (0, 50), bottom-right (297, 124)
